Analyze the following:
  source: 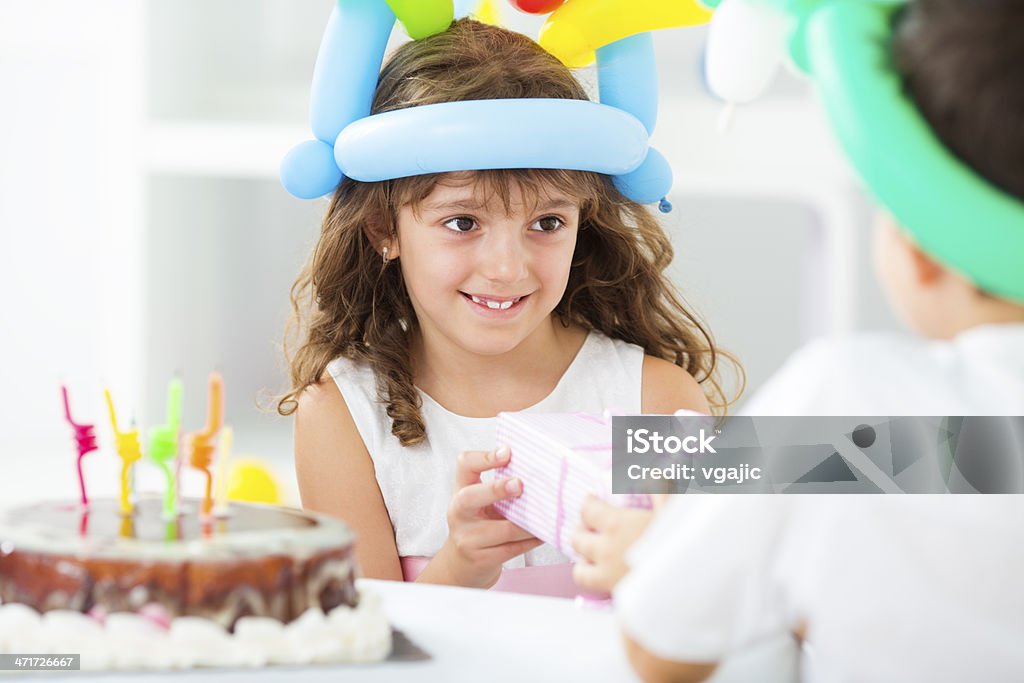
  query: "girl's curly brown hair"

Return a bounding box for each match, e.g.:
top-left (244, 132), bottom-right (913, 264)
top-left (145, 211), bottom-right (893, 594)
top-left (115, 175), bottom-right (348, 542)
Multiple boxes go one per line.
top-left (278, 19), bottom-right (742, 445)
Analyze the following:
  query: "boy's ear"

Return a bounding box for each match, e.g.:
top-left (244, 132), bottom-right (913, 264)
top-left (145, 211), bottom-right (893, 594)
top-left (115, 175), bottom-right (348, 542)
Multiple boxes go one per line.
top-left (906, 238), bottom-right (946, 285)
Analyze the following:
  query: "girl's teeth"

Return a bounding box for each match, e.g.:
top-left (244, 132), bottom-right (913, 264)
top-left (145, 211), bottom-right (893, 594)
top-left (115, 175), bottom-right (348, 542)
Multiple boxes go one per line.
top-left (469, 295), bottom-right (519, 310)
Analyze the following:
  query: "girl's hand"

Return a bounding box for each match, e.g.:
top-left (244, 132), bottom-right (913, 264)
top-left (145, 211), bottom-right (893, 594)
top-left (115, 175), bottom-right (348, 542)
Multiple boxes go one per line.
top-left (423, 446), bottom-right (543, 588)
top-left (571, 496), bottom-right (654, 593)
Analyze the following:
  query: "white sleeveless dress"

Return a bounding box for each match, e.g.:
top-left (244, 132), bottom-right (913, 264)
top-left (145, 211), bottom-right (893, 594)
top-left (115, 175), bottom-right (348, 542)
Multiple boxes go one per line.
top-left (326, 330), bottom-right (644, 572)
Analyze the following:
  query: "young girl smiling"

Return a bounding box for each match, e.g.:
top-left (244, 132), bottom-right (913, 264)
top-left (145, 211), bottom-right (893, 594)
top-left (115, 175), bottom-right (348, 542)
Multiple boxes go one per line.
top-left (279, 19), bottom-right (732, 595)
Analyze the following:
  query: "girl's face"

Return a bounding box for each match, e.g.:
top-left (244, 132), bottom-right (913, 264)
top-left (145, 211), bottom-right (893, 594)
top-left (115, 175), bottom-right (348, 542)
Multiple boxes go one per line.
top-left (392, 175), bottom-right (580, 358)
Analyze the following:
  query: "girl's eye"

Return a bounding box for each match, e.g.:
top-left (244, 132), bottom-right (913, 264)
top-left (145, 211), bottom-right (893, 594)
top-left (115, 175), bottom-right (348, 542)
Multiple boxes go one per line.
top-left (531, 216), bottom-right (565, 233)
top-left (442, 216), bottom-right (477, 233)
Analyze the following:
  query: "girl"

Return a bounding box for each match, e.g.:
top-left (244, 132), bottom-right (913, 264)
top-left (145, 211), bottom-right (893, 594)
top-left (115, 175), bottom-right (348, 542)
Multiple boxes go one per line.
top-left (279, 19), bottom-right (733, 595)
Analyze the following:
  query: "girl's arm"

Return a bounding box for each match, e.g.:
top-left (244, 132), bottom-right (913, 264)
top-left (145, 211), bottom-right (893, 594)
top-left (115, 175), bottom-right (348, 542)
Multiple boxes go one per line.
top-left (294, 379), bottom-right (404, 581)
top-left (641, 355), bottom-right (711, 414)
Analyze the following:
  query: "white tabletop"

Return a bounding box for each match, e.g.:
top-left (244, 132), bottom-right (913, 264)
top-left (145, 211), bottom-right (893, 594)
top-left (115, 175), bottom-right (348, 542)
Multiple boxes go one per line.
top-left (29, 579), bottom-right (796, 682)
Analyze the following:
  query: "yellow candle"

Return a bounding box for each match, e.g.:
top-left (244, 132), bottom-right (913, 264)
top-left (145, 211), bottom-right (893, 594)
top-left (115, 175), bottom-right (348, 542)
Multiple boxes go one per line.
top-left (103, 388), bottom-right (143, 516)
top-left (213, 426), bottom-right (234, 517)
top-left (119, 515), bottom-right (135, 539)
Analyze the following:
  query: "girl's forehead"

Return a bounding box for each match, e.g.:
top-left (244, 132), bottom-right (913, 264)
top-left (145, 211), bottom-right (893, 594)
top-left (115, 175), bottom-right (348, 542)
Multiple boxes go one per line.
top-left (414, 172), bottom-right (582, 216)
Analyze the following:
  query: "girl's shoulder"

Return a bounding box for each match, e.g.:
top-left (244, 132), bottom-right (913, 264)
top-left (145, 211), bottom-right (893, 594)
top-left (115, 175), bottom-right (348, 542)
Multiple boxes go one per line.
top-left (322, 353), bottom-right (388, 454)
top-left (325, 352), bottom-right (375, 381)
top-left (581, 330), bottom-right (709, 414)
top-left (324, 353), bottom-right (383, 405)
top-left (639, 354), bottom-right (709, 414)
top-left (296, 356), bottom-right (378, 440)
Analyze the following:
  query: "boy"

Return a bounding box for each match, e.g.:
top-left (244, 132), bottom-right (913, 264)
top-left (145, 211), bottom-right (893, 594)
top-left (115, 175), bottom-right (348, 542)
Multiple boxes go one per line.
top-left (574, 1), bottom-right (1024, 680)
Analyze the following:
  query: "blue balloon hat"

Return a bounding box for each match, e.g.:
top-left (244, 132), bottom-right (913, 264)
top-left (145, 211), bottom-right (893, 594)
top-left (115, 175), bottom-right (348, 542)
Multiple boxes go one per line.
top-left (281, 0), bottom-right (674, 210)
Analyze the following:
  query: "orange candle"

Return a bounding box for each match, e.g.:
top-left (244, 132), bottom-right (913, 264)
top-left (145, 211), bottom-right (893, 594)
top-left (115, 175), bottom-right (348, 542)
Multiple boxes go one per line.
top-left (188, 372), bottom-right (224, 517)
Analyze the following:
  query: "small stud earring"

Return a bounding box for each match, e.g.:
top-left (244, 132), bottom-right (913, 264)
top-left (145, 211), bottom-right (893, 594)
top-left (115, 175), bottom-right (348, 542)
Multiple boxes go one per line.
top-left (382, 246), bottom-right (389, 264)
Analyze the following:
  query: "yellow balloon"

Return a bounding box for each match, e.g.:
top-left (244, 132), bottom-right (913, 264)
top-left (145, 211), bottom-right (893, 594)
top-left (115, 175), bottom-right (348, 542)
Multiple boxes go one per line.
top-left (472, 0), bottom-right (503, 26)
top-left (539, 0), bottom-right (713, 68)
top-left (226, 458), bottom-right (282, 505)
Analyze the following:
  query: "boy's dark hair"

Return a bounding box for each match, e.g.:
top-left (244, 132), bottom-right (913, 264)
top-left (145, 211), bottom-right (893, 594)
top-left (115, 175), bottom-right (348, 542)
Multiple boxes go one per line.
top-left (893, 0), bottom-right (1024, 201)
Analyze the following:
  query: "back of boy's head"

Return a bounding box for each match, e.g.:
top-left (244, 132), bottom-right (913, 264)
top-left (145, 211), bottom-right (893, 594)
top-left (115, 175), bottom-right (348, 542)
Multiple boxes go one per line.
top-left (894, 0), bottom-right (1024, 202)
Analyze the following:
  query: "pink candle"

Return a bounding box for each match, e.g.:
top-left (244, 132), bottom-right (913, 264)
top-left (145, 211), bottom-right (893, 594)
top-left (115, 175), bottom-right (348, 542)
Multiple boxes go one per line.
top-left (61, 385), bottom-right (98, 507)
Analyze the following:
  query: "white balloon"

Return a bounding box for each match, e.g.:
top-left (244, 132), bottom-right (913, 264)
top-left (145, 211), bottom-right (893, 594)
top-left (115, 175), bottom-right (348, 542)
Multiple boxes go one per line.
top-left (704, 0), bottom-right (790, 105)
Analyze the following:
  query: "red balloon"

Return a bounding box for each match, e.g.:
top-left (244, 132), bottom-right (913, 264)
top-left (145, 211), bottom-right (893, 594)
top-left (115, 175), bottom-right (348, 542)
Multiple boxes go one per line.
top-left (508, 0), bottom-right (566, 14)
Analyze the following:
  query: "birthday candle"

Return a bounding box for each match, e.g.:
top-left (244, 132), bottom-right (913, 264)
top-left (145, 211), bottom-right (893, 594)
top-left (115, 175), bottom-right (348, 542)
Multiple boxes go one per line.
top-left (61, 385), bottom-right (98, 507)
top-left (148, 378), bottom-right (183, 519)
top-left (187, 372), bottom-right (224, 517)
top-left (213, 425), bottom-right (234, 517)
top-left (119, 515), bottom-right (135, 539)
top-left (103, 389), bottom-right (143, 516)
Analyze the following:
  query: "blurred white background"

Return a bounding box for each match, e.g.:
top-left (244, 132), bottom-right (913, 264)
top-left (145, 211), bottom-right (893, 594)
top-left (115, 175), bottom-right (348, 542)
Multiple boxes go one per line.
top-left (0, 0), bottom-right (899, 507)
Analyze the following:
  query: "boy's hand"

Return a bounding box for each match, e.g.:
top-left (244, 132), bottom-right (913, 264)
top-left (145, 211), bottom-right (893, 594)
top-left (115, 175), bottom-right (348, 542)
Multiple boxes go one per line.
top-left (429, 447), bottom-right (542, 589)
top-left (572, 496), bottom-right (654, 593)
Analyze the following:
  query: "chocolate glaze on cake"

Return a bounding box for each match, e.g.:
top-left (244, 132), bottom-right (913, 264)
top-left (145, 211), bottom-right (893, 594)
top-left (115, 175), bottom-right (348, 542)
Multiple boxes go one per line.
top-left (0, 497), bottom-right (358, 630)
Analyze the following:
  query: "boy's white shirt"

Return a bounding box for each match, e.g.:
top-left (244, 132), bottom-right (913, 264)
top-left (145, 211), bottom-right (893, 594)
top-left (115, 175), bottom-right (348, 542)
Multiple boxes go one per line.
top-left (741, 323), bottom-right (1024, 416)
top-left (616, 495), bottom-right (1024, 683)
top-left (615, 323), bottom-right (1024, 682)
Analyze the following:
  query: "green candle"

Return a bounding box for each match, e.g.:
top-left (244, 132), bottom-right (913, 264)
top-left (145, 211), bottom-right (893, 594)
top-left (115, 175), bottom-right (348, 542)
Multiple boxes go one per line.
top-left (148, 378), bottom-right (183, 519)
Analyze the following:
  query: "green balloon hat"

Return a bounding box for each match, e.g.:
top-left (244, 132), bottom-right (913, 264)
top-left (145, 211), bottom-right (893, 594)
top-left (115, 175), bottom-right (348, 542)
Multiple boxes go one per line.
top-left (704, 0), bottom-right (1024, 303)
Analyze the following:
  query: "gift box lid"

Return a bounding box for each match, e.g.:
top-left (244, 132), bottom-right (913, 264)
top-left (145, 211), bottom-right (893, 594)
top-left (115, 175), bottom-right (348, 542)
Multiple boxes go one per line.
top-left (496, 412), bottom-right (614, 466)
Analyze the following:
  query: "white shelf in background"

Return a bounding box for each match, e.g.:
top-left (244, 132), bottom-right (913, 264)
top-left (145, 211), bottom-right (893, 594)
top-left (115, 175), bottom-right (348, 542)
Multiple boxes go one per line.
top-left (657, 96), bottom-right (854, 188)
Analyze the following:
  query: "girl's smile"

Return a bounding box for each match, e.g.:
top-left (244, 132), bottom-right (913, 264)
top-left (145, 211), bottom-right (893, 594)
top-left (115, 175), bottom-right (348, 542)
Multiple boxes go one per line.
top-left (461, 291), bottom-right (531, 317)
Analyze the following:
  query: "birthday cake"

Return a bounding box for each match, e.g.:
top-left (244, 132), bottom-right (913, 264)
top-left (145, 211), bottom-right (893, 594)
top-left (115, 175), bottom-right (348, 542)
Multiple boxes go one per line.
top-left (0, 496), bottom-right (391, 669)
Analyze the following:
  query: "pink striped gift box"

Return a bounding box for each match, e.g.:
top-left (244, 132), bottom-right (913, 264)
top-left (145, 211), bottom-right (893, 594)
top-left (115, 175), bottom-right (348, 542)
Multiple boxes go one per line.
top-left (492, 412), bottom-right (652, 561)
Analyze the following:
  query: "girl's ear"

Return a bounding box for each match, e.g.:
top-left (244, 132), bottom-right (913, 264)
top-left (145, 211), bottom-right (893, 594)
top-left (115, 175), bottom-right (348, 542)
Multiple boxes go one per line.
top-left (363, 214), bottom-right (399, 259)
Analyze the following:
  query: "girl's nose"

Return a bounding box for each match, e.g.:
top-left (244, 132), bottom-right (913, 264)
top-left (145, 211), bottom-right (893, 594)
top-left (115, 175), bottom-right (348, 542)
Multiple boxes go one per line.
top-left (479, 229), bottom-right (529, 284)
